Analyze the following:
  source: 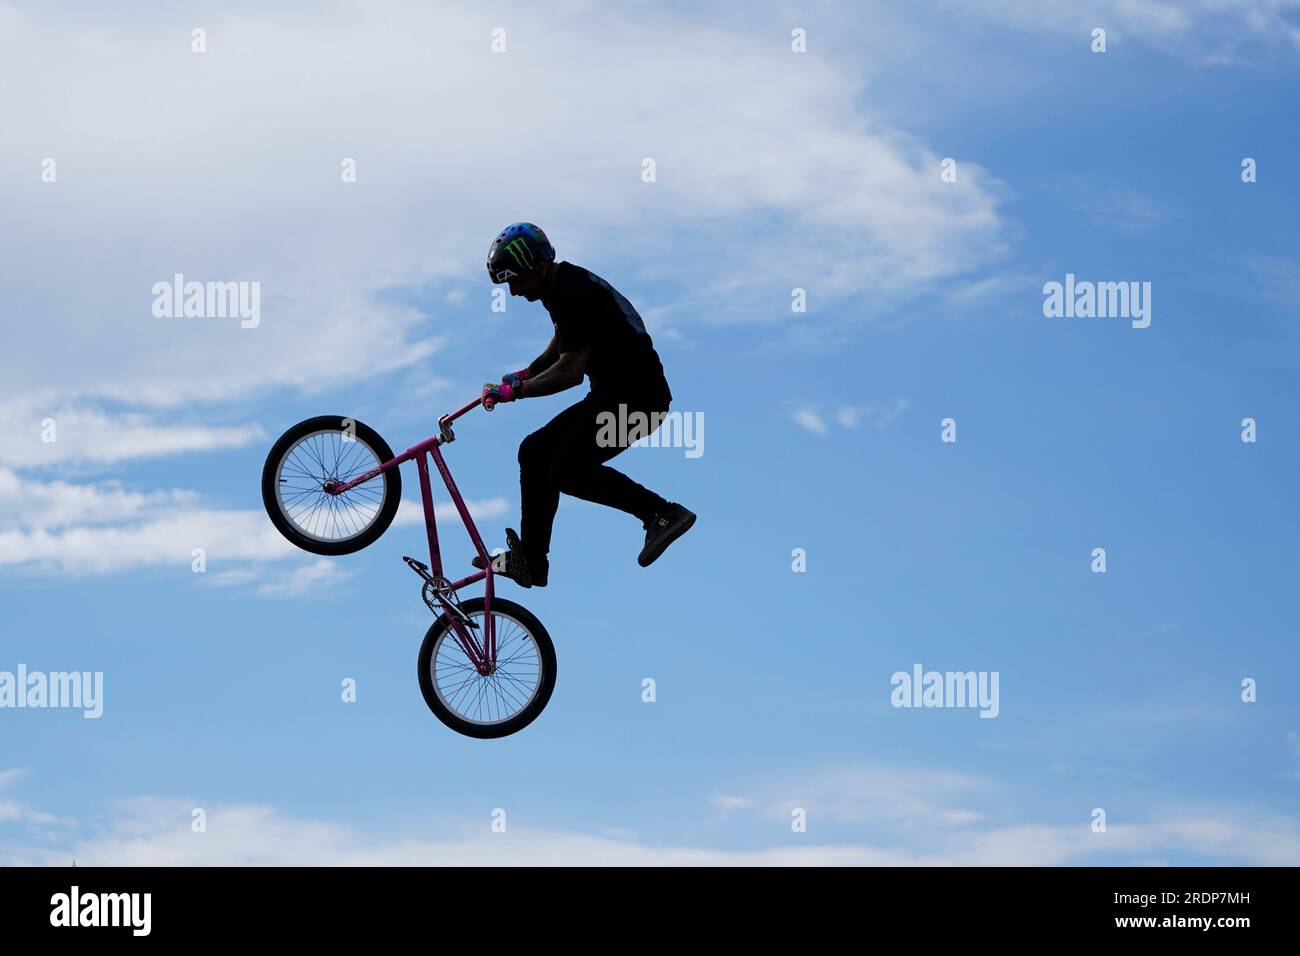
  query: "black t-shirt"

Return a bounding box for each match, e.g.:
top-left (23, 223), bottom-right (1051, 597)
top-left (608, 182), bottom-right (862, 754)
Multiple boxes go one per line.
top-left (542, 262), bottom-right (672, 402)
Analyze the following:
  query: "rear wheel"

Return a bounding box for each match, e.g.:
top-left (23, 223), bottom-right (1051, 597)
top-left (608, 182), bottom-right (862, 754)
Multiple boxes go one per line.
top-left (418, 597), bottom-right (556, 739)
top-left (261, 416), bottom-right (402, 556)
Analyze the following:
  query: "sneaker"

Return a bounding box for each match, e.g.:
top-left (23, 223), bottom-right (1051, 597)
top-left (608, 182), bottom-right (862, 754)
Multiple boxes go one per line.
top-left (638, 503), bottom-right (696, 567)
top-left (471, 528), bottom-right (547, 587)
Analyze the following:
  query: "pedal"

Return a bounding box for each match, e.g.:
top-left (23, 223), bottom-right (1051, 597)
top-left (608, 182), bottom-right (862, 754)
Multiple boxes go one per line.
top-left (403, 556), bottom-right (431, 580)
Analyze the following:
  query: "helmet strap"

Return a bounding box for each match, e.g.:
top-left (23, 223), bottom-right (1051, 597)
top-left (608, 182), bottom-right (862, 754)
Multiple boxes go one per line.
top-left (540, 260), bottom-right (558, 294)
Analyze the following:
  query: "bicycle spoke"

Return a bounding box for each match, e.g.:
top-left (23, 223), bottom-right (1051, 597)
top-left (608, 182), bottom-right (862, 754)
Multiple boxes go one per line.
top-left (275, 430), bottom-right (387, 544)
top-left (431, 611), bottom-right (542, 727)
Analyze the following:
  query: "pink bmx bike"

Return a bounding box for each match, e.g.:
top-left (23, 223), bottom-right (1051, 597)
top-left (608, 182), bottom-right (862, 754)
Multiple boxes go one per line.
top-left (260, 395), bottom-right (555, 738)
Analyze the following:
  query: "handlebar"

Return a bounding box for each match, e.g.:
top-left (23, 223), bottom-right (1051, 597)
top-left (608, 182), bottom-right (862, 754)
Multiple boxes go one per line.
top-left (438, 396), bottom-right (487, 436)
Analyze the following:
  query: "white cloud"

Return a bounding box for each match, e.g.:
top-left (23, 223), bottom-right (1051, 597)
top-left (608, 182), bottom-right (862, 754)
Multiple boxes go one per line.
top-left (0, 0), bottom-right (1008, 422)
top-left (255, 558), bottom-right (351, 597)
top-left (710, 795), bottom-right (759, 818)
top-left (940, 273), bottom-right (1038, 311)
top-left (837, 398), bottom-right (909, 429)
top-left (0, 466), bottom-right (198, 529)
top-left (791, 409), bottom-right (829, 435)
top-left (0, 501), bottom-right (510, 575)
top-left (793, 398), bottom-right (907, 434)
top-left (204, 560), bottom-right (354, 599)
top-left (0, 504), bottom-right (506, 580)
top-left (204, 567), bottom-right (262, 588)
top-left (394, 496), bottom-right (511, 528)
top-left (3, 0), bottom-right (1290, 435)
top-left (753, 765), bottom-right (991, 828)
top-left (1, 797), bottom-right (905, 866)
top-left (0, 508), bottom-right (294, 573)
top-left (0, 399), bottom-right (264, 469)
top-left (0, 460), bottom-right (510, 576)
top-left (0, 770), bottom-right (69, 828)
top-left (5, 760), bottom-right (1298, 866)
top-left (4, 787), bottom-right (1297, 866)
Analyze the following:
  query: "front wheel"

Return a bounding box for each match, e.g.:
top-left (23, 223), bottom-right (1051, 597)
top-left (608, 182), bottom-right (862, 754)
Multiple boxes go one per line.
top-left (261, 416), bottom-right (402, 556)
top-left (418, 597), bottom-right (557, 739)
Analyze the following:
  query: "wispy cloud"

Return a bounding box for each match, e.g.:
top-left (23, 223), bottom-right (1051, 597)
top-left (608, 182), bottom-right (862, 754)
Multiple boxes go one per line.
top-left (5, 778), bottom-right (1297, 866)
top-left (1249, 257), bottom-right (1300, 303)
top-left (254, 558), bottom-right (352, 598)
top-left (949, 0), bottom-right (1300, 61)
top-left (0, 508), bottom-right (294, 573)
top-left (791, 398), bottom-right (908, 435)
top-left (741, 764), bottom-right (990, 829)
top-left (709, 795), bottom-right (759, 820)
top-left (1088, 189), bottom-right (1169, 234)
top-left (204, 562), bottom-right (355, 599)
top-left (837, 398), bottom-right (910, 430)
top-left (0, 770), bottom-right (71, 828)
top-left (790, 408), bottom-right (830, 436)
top-left (0, 400), bottom-right (264, 469)
top-left (394, 497), bottom-right (510, 528)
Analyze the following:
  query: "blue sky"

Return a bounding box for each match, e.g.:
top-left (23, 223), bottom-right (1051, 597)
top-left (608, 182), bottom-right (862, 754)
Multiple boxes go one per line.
top-left (2, 0), bottom-right (1298, 864)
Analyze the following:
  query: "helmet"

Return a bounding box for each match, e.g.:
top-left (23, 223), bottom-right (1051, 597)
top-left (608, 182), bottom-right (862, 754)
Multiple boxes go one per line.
top-left (486, 223), bottom-right (555, 283)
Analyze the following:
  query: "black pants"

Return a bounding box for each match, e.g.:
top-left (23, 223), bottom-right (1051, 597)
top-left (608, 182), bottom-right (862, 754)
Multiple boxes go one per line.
top-left (518, 391), bottom-right (672, 567)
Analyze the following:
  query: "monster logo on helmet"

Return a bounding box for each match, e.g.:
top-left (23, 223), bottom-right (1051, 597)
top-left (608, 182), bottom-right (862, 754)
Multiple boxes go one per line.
top-left (486, 222), bottom-right (555, 284)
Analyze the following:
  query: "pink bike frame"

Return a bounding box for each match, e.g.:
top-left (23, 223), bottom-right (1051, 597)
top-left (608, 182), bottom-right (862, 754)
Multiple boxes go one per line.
top-left (325, 397), bottom-right (500, 672)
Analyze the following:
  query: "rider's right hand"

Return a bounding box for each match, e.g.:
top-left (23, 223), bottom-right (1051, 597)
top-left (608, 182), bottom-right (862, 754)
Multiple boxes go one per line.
top-left (482, 382), bottom-right (519, 409)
